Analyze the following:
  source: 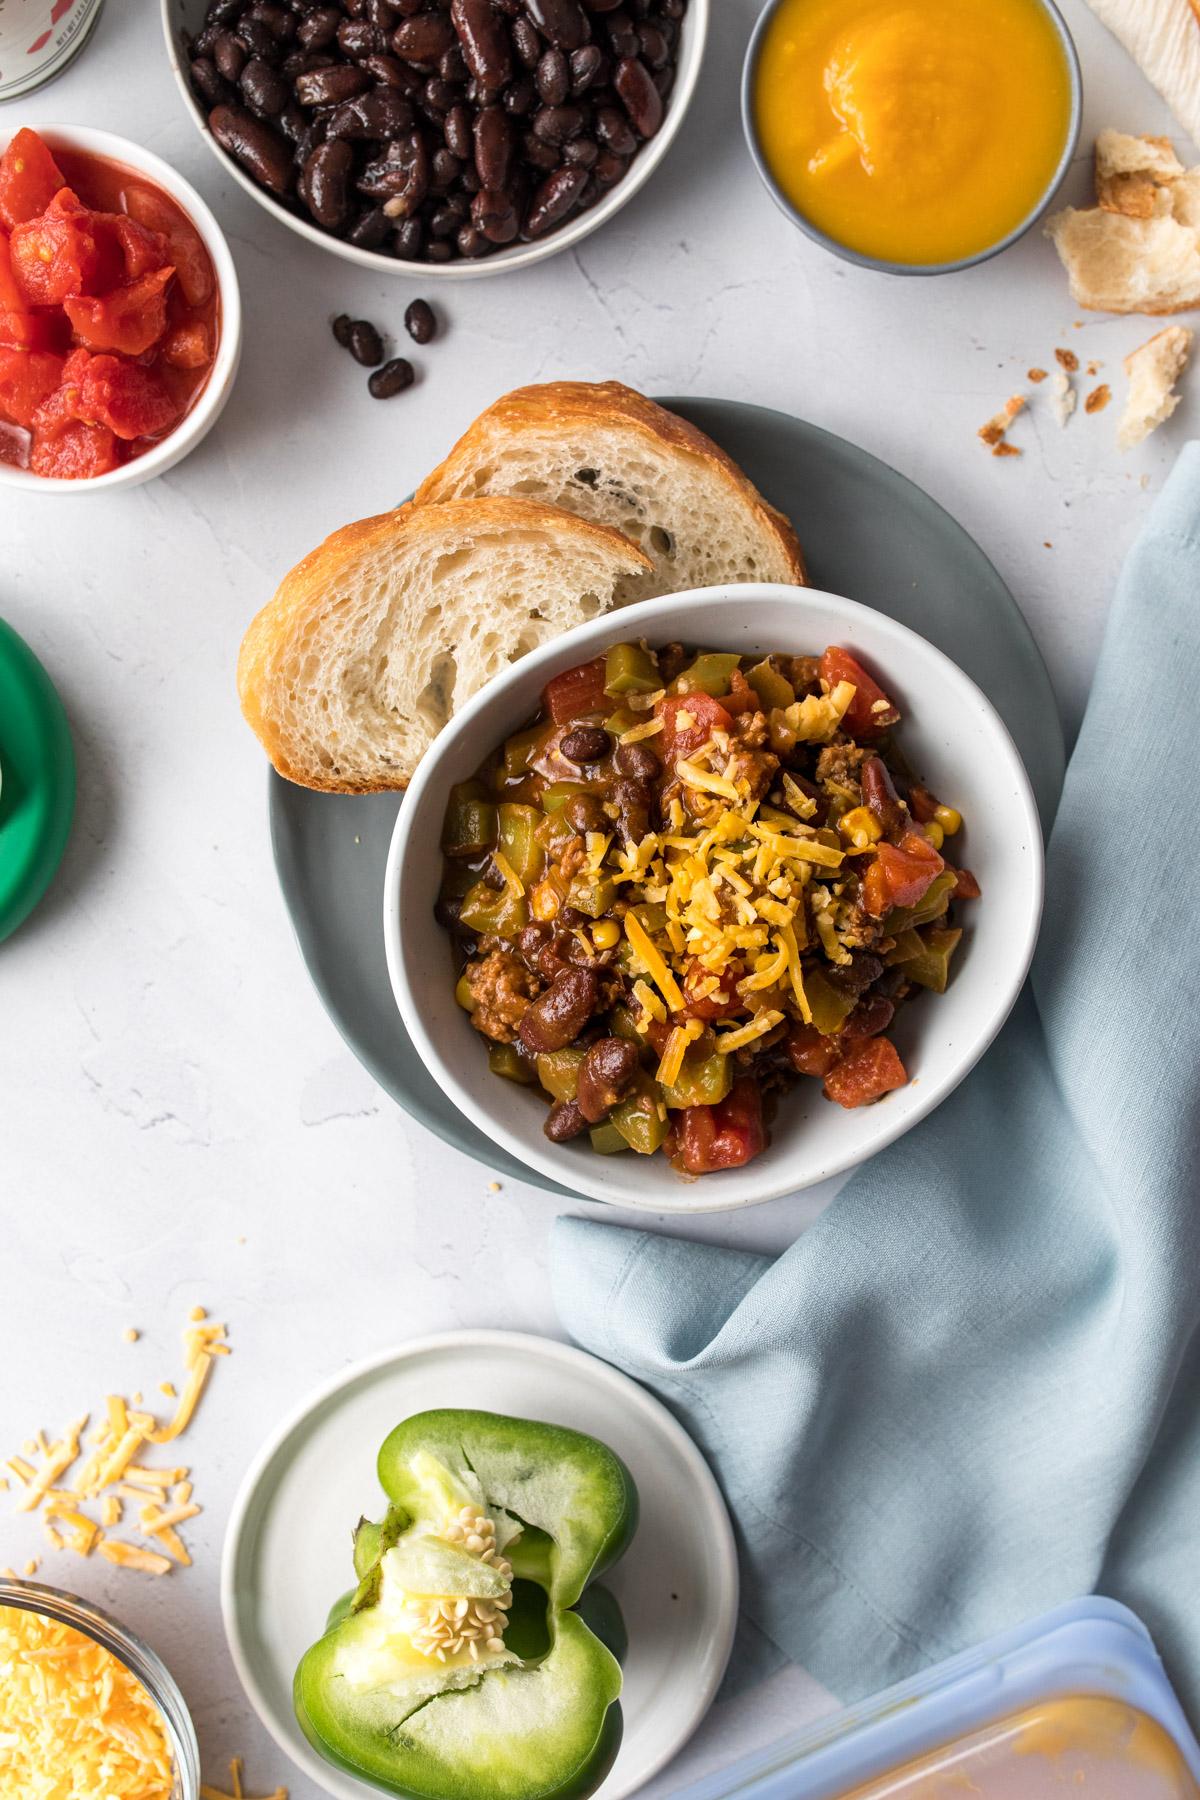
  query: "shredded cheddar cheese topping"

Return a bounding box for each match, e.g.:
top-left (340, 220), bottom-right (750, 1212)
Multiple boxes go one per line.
top-left (0, 1606), bottom-right (175, 1799)
top-left (2, 1310), bottom-right (229, 1578)
top-left (599, 687), bottom-right (863, 1047)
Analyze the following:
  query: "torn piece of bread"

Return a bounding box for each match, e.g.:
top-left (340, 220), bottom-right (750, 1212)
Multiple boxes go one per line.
top-left (1083, 0), bottom-right (1200, 153)
top-left (412, 381), bottom-right (807, 604)
top-left (1048, 129), bottom-right (1200, 311)
top-left (1096, 128), bottom-right (1185, 216)
top-left (1051, 371), bottom-right (1077, 427)
top-left (1118, 324), bottom-right (1194, 447)
top-left (237, 498), bottom-right (652, 792)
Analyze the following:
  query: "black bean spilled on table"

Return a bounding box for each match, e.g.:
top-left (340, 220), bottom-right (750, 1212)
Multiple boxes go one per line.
top-left (369, 356), bottom-right (415, 397)
top-left (331, 312), bottom-right (354, 347)
top-left (348, 319), bottom-right (385, 365)
top-left (404, 298), bottom-right (436, 343)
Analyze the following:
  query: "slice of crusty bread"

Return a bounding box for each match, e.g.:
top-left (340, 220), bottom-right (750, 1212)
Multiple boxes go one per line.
top-left (237, 498), bottom-right (651, 793)
top-left (1083, 0), bottom-right (1200, 153)
top-left (411, 381), bottom-right (807, 604)
top-left (1118, 324), bottom-right (1194, 447)
top-left (1096, 128), bottom-right (1184, 216)
top-left (1048, 129), bottom-right (1200, 312)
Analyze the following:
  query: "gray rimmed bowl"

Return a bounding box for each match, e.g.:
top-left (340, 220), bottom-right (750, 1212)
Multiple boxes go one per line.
top-left (740, 0), bottom-right (1082, 277)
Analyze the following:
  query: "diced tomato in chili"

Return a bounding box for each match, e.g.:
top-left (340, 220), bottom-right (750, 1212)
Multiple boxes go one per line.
top-left (819, 646), bottom-right (901, 739)
top-left (643, 1016), bottom-right (674, 1057)
top-left (543, 656), bottom-right (608, 725)
top-left (952, 866), bottom-right (981, 900)
top-left (63, 265), bottom-right (174, 356)
top-left (0, 347), bottom-right (64, 428)
top-left (679, 957), bottom-right (742, 1022)
top-left (0, 129), bottom-right (66, 230)
top-left (785, 1022), bottom-right (843, 1078)
top-left (906, 782), bottom-right (939, 824)
top-left (674, 1079), bottom-right (767, 1174)
top-left (10, 189), bottom-right (122, 305)
top-left (862, 830), bottom-right (945, 917)
top-left (160, 320), bottom-right (210, 369)
top-left (30, 384), bottom-right (119, 478)
top-left (720, 669), bottom-right (761, 716)
top-left (657, 692), bottom-right (734, 762)
top-left (823, 1037), bottom-right (908, 1108)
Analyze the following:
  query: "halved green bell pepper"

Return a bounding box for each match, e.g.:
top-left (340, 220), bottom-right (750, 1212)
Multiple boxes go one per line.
top-left (295, 1409), bottom-right (637, 1800)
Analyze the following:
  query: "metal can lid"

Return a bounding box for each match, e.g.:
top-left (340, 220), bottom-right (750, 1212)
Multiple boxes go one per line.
top-left (0, 0), bottom-right (106, 104)
top-left (0, 618), bottom-right (75, 944)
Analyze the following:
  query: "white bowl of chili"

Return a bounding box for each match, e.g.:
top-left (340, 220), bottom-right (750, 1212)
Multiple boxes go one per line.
top-left (0, 124), bottom-right (241, 491)
top-left (385, 584), bottom-right (1043, 1213)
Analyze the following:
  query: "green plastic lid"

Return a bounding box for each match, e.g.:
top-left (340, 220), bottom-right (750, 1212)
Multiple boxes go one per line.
top-left (0, 618), bottom-right (75, 944)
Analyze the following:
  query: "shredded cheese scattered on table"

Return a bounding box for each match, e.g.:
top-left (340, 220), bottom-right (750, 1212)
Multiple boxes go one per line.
top-left (2, 1309), bottom-right (229, 1577)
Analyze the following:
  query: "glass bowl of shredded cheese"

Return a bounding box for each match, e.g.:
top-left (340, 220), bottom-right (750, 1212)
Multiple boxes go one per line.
top-left (0, 1577), bottom-right (200, 1800)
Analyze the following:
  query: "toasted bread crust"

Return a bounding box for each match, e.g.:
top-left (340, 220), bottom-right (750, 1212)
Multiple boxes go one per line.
top-left (236, 496), bottom-right (651, 794)
top-left (413, 380), bottom-right (809, 584)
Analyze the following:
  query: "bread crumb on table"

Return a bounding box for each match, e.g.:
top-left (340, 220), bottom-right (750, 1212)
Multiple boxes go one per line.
top-left (1028, 367), bottom-right (1049, 383)
top-left (978, 394), bottom-right (1025, 453)
top-left (1086, 383), bottom-right (1112, 414)
top-left (1051, 371), bottom-right (1077, 428)
top-left (1055, 347), bottom-right (1080, 372)
top-left (123, 1328), bottom-right (139, 1344)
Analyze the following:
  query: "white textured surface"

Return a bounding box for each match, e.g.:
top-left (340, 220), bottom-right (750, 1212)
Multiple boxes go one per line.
top-left (1, 2), bottom-right (1193, 1794)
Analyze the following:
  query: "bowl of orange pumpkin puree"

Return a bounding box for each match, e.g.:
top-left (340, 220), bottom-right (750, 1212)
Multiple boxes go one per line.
top-left (742, 0), bottom-right (1080, 273)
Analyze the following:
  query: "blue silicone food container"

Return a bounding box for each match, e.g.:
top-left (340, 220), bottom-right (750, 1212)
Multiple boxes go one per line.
top-left (670, 1599), bottom-right (1200, 1799)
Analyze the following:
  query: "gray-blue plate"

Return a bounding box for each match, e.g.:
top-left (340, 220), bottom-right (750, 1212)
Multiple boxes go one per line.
top-left (269, 397), bottom-right (1065, 1197)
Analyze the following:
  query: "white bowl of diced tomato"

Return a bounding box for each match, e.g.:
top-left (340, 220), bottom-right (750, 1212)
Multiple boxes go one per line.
top-left (0, 124), bottom-right (241, 489)
top-left (386, 584), bottom-right (1045, 1214)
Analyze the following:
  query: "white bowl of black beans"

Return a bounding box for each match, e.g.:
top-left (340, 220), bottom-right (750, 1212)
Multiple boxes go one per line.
top-left (161, 0), bottom-right (709, 277)
top-left (385, 584), bottom-right (1045, 1214)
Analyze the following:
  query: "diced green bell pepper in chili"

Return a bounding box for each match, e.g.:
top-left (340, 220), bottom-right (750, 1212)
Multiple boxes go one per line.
top-left (884, 927), bottom-right (924, 966)
top-left (669, 652), bottom-right (742, 697)
top-left (662, 1051), bottom-right (732, 1110)
top-left (440, 860), bottom-right (480, 902)
top-left (504, 726), bottom-right (552, 780)
top-left (542, 781), bottom-right (590, 814)
top-left (610, 1078), bottom-right (670, 1154)
top-left (536, 1048), bottom-right (586, 1103)
top-left (628, 900), bottom-right (668, 936)
top-left (903, 925), bottom-right (963, 993)
top-left (588, 1121), bottom-right (629, 1155)
top-left (294, 1409), bottom-right (636, 1800)
top-left (603, 642), bottom-right (660, 698)
top-left (567, 873), bottom-right (617, 919)
top-left (805, 967), bottom-right (859, 1036)
top-left (442, 783), bottom-right (498, 858)
top-left (604, 705), bottom-right (641, 736)
top-left (884, 868), bottom-right (957, 934)
top-left (744, 657), bottom-right (795, 711)
top-left (609, 1003), bottom-right (648, 1046)
top-left (488, 1043), bottom-right (536, 1085)
top-left (459, 880), bottom-right (528, 938)
top-left (537, 809), bottom-right (579, 857)
top-left (455, 971), bottom-right (477, 1014)
top-left (498, 803), bottom-right (544, 886)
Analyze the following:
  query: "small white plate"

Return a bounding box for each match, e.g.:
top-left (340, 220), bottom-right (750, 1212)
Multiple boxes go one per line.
top-left (222, 1330), bottom-right (739, 1800)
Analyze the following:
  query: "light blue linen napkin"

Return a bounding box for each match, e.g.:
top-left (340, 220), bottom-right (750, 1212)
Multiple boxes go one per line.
top-left (552, 444), bottom-right (1200, 1716)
